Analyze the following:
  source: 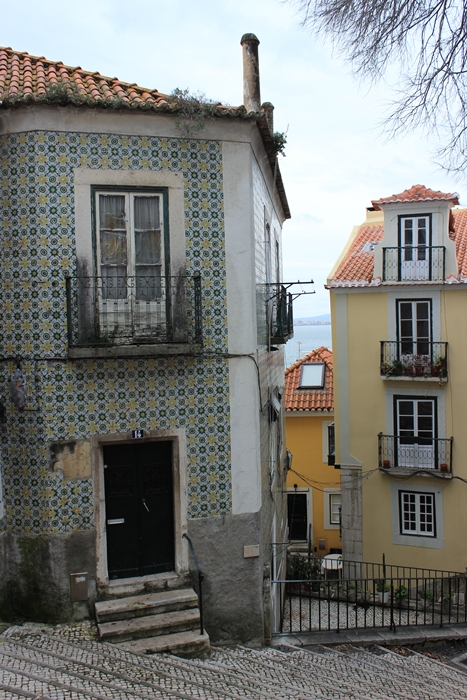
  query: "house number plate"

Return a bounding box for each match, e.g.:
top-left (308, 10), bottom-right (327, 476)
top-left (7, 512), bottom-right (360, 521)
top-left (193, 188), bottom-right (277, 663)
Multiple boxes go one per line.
top-left (131, 429), bottom-right (145, 439)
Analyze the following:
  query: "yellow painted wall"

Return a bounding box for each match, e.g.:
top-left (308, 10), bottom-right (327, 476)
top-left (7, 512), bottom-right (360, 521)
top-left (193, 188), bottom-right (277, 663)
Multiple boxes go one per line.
top-left (286, 413), bottom-right (341, 554)
top-left (337, 286), bottom-right (467, 572)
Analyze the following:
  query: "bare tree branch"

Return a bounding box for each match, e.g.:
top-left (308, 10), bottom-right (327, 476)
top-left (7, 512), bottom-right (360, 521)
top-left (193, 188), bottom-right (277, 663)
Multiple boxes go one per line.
top-left (286, 0), bottom-right (467, 173)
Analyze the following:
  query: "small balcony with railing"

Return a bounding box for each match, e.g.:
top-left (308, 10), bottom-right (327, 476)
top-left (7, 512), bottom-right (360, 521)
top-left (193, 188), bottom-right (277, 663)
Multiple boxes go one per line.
top-left (380, 341), bottom-right (448, 381)
top-left (378, 433), bottom-right (453, 476)
top-left (269, 284), bottom-right (294, 344)
top-left (66, 274), bottom-right (202, 354)
top-left (382, 246), bottom-right (445, 282)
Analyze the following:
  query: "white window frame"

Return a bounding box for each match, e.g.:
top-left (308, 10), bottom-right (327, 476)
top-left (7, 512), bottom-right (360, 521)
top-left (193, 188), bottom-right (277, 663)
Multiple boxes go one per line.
top-left (397, 299), bottom-right (432, 356)
top-left (299, 363), bottom-right (325, 389)
top-left (400, 491), bottom-right (435, 537)
top-left (390, 482), bottom-right (444, 548)
top-left (321, 419), bottom-right (335, 463)
top-left (324, 488), bottom-right (341, 530)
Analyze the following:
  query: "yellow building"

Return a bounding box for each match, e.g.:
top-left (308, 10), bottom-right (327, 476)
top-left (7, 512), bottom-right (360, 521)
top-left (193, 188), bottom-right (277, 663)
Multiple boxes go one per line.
top-left (327, 184), bottom-right (467, 571)
top-left (285, 347), bottom-right (341, 555)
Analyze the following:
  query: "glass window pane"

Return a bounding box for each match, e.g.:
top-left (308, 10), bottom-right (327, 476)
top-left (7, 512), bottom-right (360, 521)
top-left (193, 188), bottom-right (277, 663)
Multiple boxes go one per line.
top-left (300, 363), bottom-right (325, 388)
top-left (135, 230), bottom-right (161, 265)
top-left (134, 196), bottom-right (160, 230)
top-left (100, 230), bottom-right (127, 265)
top-left (418, 402), bottom-right (433, 415)
top-left (398, 401), bottom-right (413, 415)
top-left (101, 266), bottom-right (127, 299)
top-left (400, 303), bottom-right (412, 320)
top-left (99, 195), bottom-right (126, 230)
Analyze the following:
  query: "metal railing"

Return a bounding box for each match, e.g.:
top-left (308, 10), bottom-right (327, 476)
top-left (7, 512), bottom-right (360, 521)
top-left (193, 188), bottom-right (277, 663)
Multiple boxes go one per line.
top-left (66, 275), bottom-right (202, 347)
top-left (273, 556), bottom-right (467, 634)
top-left (269, 284), bottom-right (293, 343)
top-left (378, 433), bottom-right (452, 472)
top-left (183, 534), bottom-right (204, 636)
top-left (382, 246), bottom-right (445, 282)
top-left (380, 341), bottom-right (448, 378)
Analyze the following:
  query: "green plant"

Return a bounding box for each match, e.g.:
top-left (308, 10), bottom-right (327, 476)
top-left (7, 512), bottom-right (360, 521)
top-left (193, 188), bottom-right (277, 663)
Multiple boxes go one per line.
top-left (418, 588), bottom-right (433, 600)
top-left (287, 554), bottom-right (320, 580)
top-left (86, 326), bottom-right (119, 347)
top-left (271, 131), bottom-right (287, 157)
top-left (170, 88), bottom-right (220, 137)
top-left (442, 592), bottom-right (454, 605)
top-left (375, 579), bottom-right (390, 593)
top-left (394, 584), bottom-right (407, 603)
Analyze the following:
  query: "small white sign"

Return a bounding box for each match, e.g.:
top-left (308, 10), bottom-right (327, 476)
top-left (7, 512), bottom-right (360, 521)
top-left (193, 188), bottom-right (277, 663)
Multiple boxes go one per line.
top-left (244, 544), bottom-right (260, 558)
top-left (131, 429), bottom-right (145, 439)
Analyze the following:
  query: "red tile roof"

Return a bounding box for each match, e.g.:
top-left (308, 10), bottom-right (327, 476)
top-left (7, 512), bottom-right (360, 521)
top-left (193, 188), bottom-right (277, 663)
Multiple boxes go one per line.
top-left (331, 224), bottom-right (384, 286)
top-left (372, 184), bottom-right (459, 209)
top-left (0, 46), bottom-right (241, 114)
top-left (285, 347), bottom-right (333, 413)
top-left (0, 46), bottom-right (290, 219)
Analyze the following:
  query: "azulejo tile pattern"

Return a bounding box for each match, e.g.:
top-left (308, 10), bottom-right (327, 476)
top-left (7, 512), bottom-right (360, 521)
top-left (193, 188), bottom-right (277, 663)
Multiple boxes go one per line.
top-left (0, 130), bottom-right (231, 533)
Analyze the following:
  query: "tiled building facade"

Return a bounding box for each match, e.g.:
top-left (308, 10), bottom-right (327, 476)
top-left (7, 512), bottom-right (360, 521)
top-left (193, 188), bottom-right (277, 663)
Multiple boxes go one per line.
top-left (0, 41), bottom-right (290, 645)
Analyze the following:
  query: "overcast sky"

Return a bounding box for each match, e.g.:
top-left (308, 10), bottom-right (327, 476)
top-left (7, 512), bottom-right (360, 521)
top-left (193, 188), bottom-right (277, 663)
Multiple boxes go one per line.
top-left (2, 0), bottom-right (461, 316)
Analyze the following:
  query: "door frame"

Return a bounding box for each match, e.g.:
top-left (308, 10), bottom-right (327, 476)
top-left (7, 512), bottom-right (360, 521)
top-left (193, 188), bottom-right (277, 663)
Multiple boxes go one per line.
top-left (287, 487), bottom-right (313, 542)
top-left (92, 428), bottom-right (189, 590)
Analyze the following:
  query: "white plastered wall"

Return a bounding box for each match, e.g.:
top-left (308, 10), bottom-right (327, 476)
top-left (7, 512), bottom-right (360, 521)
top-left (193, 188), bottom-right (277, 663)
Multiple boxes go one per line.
top-left (223, 139), bottom-right (261, 515)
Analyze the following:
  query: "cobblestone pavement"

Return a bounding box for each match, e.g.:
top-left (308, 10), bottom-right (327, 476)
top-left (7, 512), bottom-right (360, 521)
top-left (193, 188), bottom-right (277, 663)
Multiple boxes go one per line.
top-left (1, 623), bottom-right (467, 699)
top-left (282, 594), bottom-right (455, 633)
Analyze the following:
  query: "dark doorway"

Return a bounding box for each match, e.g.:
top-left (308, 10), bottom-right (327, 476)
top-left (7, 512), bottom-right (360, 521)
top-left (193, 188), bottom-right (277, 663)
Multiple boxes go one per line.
top-left (287, 492), bottom-right (308, 540)
top-left (104, 441), bottom-right (174, 579)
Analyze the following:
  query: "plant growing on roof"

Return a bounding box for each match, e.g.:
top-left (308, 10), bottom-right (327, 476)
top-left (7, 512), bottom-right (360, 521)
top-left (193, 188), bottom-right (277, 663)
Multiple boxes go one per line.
top-left (170, 88), bottom-right (221, 138)
top-left (271, 131), bottom-right (287, 157)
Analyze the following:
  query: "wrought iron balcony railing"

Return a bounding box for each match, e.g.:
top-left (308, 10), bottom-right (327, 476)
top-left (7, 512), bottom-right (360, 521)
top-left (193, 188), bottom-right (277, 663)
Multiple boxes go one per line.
top-left (269, 284), bottom-right (294, 344)
top-left (380, 341), bottom-right (448, 379)
top-left (66, 275), bottom-right (202, 347)
top-left (382, 246), bottom-right (445, 282)
top-left (378, 433), bottom-right (452, 473)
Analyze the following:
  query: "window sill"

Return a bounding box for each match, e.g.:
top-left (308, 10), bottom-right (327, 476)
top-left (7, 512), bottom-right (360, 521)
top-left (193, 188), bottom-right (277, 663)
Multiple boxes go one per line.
top-left (381, 374), bottom-right (447, 383)
top-left (380, 466), bottom-right (452, 479)
top-left (68, 343), bottom-right (203, 359)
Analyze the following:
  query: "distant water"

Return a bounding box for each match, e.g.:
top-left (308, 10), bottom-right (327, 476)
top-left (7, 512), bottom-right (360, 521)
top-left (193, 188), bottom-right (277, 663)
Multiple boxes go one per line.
top-left (285, 325), bottom-right (332, 368)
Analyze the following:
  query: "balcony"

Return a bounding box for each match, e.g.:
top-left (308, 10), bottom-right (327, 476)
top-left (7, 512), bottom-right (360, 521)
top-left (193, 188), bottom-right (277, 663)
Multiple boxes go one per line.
top-left (269, 284), bottom-right (294, 344)
top-left (66, 275), bottom-right (202, 350)
top-left (382, 246), bottom-right (445, 282)
top-left (380, 341), bottom-right (448, 381)
top-left (378, 433), bottom-right (452, 475)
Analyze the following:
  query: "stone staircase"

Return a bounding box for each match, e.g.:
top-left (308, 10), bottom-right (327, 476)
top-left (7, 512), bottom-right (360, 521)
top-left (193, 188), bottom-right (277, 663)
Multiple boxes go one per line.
top-left (95, 586), bottom-right (209, 657)
top-left (1, 624), bottom-right (467, 699)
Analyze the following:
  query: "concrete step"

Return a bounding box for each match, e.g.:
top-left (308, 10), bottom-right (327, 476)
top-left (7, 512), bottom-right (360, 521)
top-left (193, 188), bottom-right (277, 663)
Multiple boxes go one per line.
top-left (118, 629), bottom-right (210, 657)
top-left (98, 606), bottom-right (201, 643)
top-left (98, 571), bottom-right (192, 600)
top-left (95, 587), bottom-right (199, 623)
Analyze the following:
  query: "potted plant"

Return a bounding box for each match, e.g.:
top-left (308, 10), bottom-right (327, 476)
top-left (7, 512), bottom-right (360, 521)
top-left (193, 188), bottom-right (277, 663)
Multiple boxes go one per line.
top-left (418, 588), bottom-right (433, 608)
top-left (440, 462), bottom-right (449, 473)
top-left (287, 554), bottom-right (307, 591)
top-left (382, 459), bottom-right (391, 469)
top-left (375, 579), bottom-right (390, 603)
top-left (431, 355), bottom-right (447, 378)
top-left (394, 584), bottom-right (407, 606)
top-left (391, 359), bottom-right (403, 376)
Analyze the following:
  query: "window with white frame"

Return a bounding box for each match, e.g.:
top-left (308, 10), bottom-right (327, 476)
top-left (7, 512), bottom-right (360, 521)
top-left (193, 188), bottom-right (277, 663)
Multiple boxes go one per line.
top-left (96, 190), bottom-right (166, 301)
top-left (399, 215), bottom-right (431, 280)
top-left (329, 493), bottom-right (341, 525)
top-left (324, 488), bottom-right (341, 530)
top-left (299, 363), bottom-right (325, 389)
top-left (397, 300), bottom-right (431, 356)
top-left (399, 491), bottom-right (436, 537)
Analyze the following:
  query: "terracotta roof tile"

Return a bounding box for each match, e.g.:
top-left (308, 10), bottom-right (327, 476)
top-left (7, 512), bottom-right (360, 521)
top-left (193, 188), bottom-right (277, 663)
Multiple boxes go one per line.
top-left (372, 184), bottom-right (459, 210)
top-left (0, 45), bottom-right (291, 220)
top-left (0, 46), bottom-right (247, 116)
top-left (332, 224), bottom-right (384, 285)
top-left (285, 347), bottom-right (333, 413)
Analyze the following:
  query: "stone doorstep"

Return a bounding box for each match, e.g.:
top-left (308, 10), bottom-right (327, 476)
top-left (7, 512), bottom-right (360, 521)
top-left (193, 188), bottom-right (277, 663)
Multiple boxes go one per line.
top-left (98, 607), bottom-right (201, 643)
top-left (98, 571), bottom-right (191, 601)
top-left (116, 630), bottom-right (210, 658)
top-left (95, 588), bottom-right (199, 623)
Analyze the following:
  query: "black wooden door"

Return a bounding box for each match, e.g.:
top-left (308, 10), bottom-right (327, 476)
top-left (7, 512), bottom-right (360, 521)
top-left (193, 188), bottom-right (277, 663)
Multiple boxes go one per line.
top-left (104, 441), bottom-right (174, 579)
top-left (287, 493), bottom-right (308, 540)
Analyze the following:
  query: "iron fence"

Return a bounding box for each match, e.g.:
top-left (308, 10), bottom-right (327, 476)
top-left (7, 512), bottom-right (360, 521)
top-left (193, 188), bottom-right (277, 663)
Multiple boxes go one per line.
top-left (380, 341), bottom-right (448, 379)
top-left (378, 433), bottom-right (452, 473)
top-left (273, 557), bottom-right (467, 634)
top-left (66, 274), bottom-right (202, 347)
top-left (382, 246), bottom-right (445, 282)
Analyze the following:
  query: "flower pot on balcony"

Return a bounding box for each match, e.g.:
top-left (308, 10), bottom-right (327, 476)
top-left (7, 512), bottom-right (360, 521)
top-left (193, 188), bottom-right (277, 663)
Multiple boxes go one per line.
top-left (378, 591), bottom-right (390, 604)
top-left (440, 463), bottom-right (449, 473)
top-left (382, 460), bottom-right (391, 469)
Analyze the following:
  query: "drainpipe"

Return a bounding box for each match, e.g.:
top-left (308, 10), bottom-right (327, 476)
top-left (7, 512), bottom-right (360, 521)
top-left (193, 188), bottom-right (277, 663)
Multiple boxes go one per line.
top-left (240, 33), bottom-right (261, 113)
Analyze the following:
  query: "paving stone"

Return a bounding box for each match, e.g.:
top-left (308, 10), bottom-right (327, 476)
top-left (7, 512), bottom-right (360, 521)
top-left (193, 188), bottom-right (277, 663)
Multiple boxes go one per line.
top-left (1, 625), bottom-right (467, 699)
